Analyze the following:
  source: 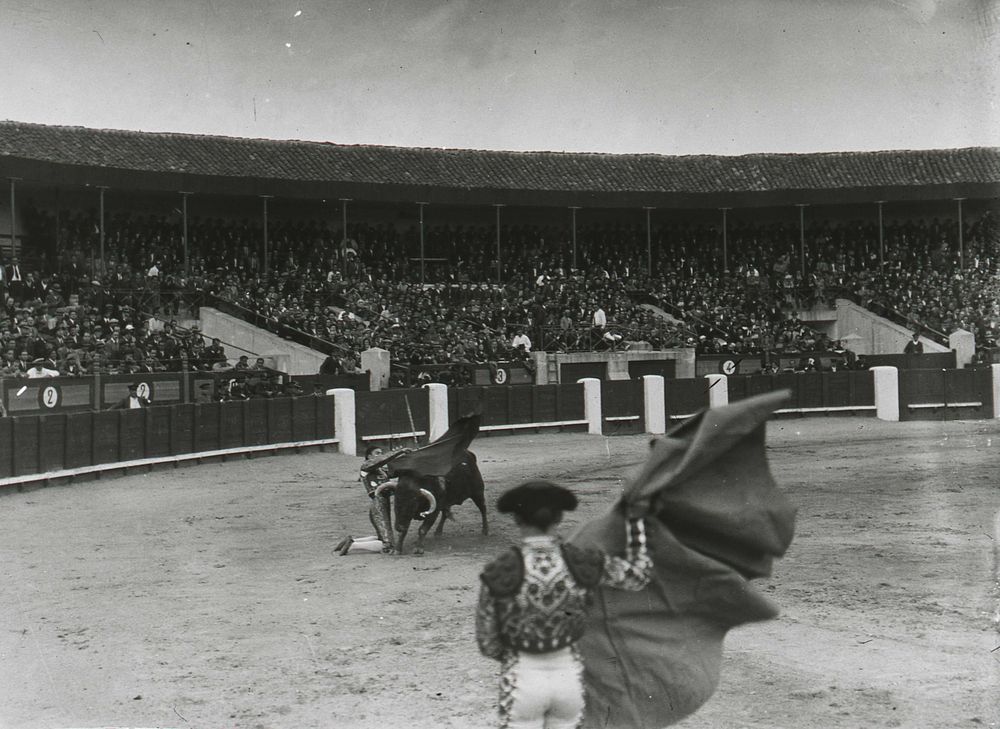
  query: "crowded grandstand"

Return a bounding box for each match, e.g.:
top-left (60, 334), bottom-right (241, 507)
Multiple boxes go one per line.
top-left (1, 121), bottom-right (998, 395)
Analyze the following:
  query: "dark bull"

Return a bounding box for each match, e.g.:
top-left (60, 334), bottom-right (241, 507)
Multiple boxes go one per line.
top-left (377, 451), bottom-right (488, 554)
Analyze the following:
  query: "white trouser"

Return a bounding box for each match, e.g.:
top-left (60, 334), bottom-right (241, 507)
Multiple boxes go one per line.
top-left (500, 647), bottom-right (584, 729)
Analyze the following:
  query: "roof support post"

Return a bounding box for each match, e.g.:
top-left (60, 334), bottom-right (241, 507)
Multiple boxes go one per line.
top-left (54, 188), bottom-right (60, 258)
top-left (955, 198), bottom-right (965, 269)
top-left (339, 198), bottom-right (351, 259)
top-left (643, 206), bottom-right (654, 274)
top-left (98, 185), bottom-right (109, 278)
top-left (876, 200), bottom-right (885, 272)
top-left (180, 192), bottom-right (192, 277)
top-left (569, 206), bottom-right (580, 270)
top-left (492, 203), bottom-right (504, 283)
top-left (720, 207), bottom-right (731, 273)
top-left (260, 195), bottom-right (273, 277)
top-left (417, 202), bottom-right (428, 285)
top-left (7, 177), bottom-right (18, 260)
top-left (795, 203), bottom-right (808, 277)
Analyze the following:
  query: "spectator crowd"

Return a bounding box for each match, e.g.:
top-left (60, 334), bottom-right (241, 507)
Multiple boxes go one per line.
top-left (3, 201), bottom-right (997, 382)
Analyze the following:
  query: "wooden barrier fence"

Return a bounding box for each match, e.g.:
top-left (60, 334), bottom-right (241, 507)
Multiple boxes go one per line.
top-left (2, 367), bottom-right (996, 487)
top-left (0, 394), bottom-right (337, 485)
top-left (898, 367), bottom-right (994, 420)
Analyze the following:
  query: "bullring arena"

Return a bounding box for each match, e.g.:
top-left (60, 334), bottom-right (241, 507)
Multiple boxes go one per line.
top-left (2, 83), bottom-right (1000, 729)
top-left (1, 415), bottom-right (998, 729)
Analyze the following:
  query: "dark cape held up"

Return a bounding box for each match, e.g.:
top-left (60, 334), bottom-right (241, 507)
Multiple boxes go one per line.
top-left (388, 414), bottom-right (480, 478)
top-left (570, 389), bottom-right (797, 729)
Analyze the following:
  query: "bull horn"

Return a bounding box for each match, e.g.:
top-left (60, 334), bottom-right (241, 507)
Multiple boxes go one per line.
top-left (418, 488), bottom-right (437, 518)
top-left (374, 480), bottom-right (397, 497)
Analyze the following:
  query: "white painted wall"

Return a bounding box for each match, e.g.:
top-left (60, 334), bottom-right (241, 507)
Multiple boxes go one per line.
top-left (199, 307), bottom-right (328, 375)
top-left (833, 299), bottom-right (950, 356)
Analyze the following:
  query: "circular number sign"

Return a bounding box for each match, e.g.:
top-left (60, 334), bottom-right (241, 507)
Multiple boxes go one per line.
top-left (721, 360), bottom-right (738, 375)
top-left (493, 367), bottom-right (508, 385)
top-left (39, 384), bottom-right (61, 409)
top-left (135, 381), bottom-right (152, 400)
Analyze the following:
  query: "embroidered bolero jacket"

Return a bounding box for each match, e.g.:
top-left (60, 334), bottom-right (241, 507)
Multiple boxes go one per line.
top-left (475, 519), bottom-right (651, 660)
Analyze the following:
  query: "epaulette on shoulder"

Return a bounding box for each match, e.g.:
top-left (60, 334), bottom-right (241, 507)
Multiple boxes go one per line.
top-left (562, 542), bottom-right (604, 588)
top-left (480, 547), bottom-right (523, 597)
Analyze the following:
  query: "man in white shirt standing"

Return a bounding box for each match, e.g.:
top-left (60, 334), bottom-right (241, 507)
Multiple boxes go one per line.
top-left (511, 330), bottom-right (532, 353)
top-left (592, 306), bottom-right (607, 329)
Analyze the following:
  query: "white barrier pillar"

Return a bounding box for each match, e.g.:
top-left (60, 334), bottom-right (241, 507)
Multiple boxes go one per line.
top-left (361, 347), bottom-right (390, 391)
top-left (992, 364), bottom-right (1000, 419)
top-left (871, 366), bottom-right (900, 422)
top-left (578, 377), bottom-right (603, 435)
top-left (705, 374), bottom-right (729, 409)
top-left (330, 388), bottom-right (357, 456)
top-left (949, 329), bottom-right (974, 369)
top-left (643, 375), bottom-right (666, 435)
top-left (424, 382), bottom-right (449, 441)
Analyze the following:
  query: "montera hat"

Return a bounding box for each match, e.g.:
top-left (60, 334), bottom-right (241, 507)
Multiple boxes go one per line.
top-left (497, 480), bottom-right (577, 517)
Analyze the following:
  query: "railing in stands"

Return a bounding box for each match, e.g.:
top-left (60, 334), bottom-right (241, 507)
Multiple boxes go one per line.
top-left (102, 287), bottom-right (206, 318)
top-left (536, 322), bottom-right (684, 352)
top-left (631, 290), bottom-right (726, 340)
top-left (203, 293), bottom-right (351, 355)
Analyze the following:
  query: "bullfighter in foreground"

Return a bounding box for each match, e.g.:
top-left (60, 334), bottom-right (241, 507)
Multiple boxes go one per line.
top-left (476, 390), bottom-right (797, 729)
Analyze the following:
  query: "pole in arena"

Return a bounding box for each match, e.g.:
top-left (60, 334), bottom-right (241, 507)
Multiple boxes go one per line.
top-left (260, 194), bottom-right (273, 277)
top-left (403, 393), bottom-right (418, 446)
top-left (492, 203), bottom-right (504, 282)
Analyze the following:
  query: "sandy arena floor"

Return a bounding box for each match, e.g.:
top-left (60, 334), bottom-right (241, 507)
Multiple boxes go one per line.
top-left (1, 417), bottom-right (998, 729)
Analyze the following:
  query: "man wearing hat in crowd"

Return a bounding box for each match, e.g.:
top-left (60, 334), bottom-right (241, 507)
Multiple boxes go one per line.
top-left (903, 330), bottom-right (924, 355)
top-left (110, 382), bottom-right (151, 410)
top-left (475, 480), bottom-right (651, 729)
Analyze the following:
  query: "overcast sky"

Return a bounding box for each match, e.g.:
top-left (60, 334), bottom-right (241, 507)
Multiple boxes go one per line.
top-left (2, 0), bottom-right (998, 155)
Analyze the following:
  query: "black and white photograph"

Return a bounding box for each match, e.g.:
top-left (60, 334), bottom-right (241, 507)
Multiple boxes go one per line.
top-left (1, 1), bottom-right (999, 727)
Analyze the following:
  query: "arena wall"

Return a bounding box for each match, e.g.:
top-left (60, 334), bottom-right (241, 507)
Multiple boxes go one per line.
top-left (2, 366), bottom-right (997, 489)
top-left (0, 394), bottom-right (338, 487)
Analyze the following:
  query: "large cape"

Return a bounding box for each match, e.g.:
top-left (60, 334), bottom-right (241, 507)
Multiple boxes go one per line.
top-left (569, 390), bottom-right (797, 729)
top-left (388, 414), bottom-right (480, 477)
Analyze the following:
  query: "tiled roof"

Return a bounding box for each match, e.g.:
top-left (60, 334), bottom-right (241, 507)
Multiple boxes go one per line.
top-left (1, 120), bottom-right (998, 194)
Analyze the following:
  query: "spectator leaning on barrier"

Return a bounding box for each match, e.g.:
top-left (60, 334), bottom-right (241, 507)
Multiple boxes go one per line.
top-left (110, 382), bottom-right (151, 410)
top-left (26, 357), bottom-right (59, 378)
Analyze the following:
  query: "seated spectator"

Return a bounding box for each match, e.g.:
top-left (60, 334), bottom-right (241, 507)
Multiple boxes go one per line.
top-left (205, 337), bottom-right (227, 367)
